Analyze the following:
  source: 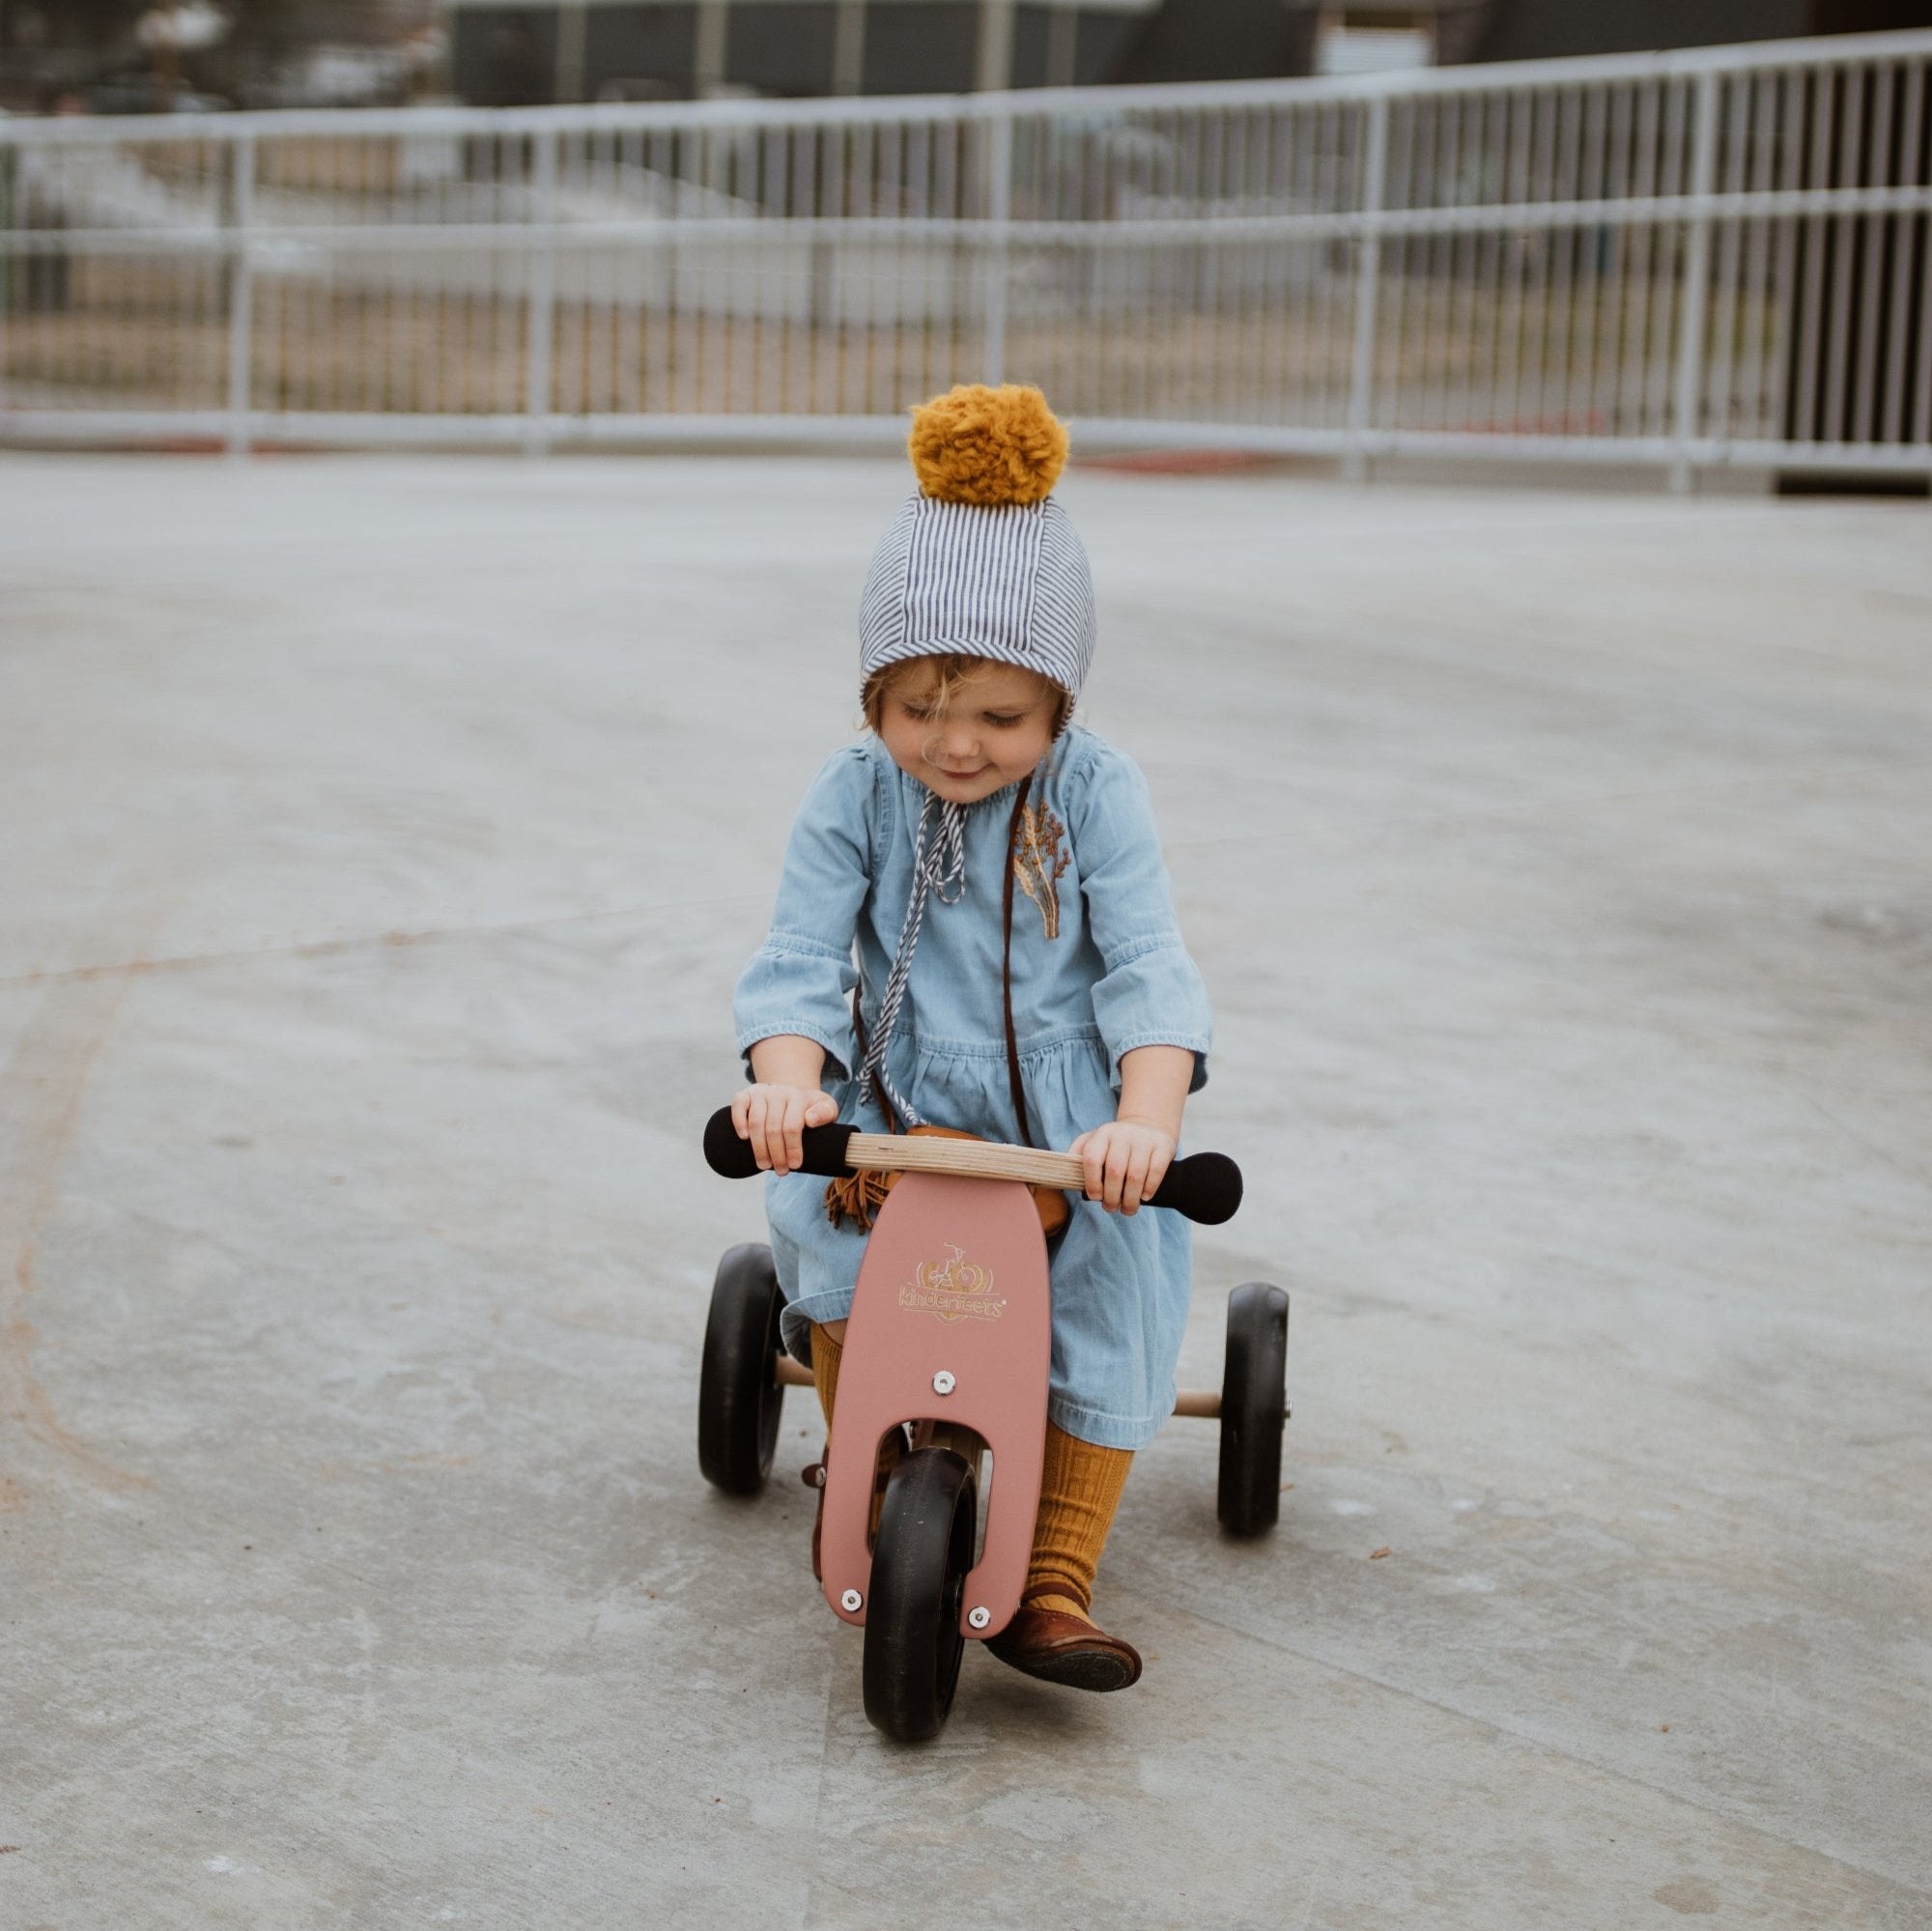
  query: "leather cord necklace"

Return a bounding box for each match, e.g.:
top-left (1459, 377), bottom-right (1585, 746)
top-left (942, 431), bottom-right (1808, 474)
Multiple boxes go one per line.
top-left (999, 774), bottom-right (1037, 1149)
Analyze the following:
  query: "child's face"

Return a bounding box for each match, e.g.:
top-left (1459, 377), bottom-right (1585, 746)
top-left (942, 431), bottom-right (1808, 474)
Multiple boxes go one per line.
top-left (875, 661), bottom-right (1063, 805)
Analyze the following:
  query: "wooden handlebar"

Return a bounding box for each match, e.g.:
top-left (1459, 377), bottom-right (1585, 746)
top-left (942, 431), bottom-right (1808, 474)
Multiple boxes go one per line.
top-left (842, 1132), bottom-right (1088, 1190)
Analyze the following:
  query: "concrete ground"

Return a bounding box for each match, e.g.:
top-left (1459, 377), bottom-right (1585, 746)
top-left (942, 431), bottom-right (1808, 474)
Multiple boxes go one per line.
top-left (1, 452), bottom-right (1928, 1930)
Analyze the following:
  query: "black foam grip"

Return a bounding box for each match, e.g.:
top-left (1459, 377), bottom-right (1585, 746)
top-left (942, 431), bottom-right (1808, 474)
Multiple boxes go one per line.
top-left (1146, 1150), bottom-right (1243, 1226)
top-left (703, 1106), bottom-right (858, 1180)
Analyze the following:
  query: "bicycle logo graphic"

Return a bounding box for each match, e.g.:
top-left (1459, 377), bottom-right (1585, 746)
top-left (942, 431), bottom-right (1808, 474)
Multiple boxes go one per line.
top-left (898, 1243), bottom-right (1008, 1323)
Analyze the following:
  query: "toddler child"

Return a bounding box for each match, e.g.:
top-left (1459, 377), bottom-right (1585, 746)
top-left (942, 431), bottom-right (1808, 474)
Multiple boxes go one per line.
top-left (730, 383), bottom-right (1211, 1691)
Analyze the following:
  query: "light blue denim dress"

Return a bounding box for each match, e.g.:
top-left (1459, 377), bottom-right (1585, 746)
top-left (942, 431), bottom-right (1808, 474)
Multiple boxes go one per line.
top-left (733, 725), bottom-right (1212, 1451)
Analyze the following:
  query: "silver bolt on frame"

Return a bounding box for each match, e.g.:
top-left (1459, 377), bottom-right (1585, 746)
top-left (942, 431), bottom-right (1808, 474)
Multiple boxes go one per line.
top-left (968, 1606), bottom-right (992, 1631)
top-left (839, 1588), bottom-right (863, 1613)
top-left (932, 1371), bottom-right (955, 1396)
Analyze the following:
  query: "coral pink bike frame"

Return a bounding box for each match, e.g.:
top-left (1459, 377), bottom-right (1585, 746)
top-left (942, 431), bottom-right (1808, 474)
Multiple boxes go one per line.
top-left (816, 1170), bottom-right (1050, 1641)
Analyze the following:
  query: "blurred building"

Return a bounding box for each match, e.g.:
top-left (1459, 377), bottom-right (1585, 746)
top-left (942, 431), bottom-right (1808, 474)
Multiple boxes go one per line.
top-left (446, 0), bottom-right (1932, 108)
top-left (0, 0), bottom-right (442, 110)
top-left (1459, 0), bottom-right (1932, 63)
top-left (6, 0), bottom-right (1929, 112)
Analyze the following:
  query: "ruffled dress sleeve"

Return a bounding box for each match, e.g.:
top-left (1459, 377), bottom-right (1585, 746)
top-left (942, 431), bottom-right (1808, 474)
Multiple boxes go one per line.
top-left (732, 745), bottom-right (876, 1083)
top-left (1065, 741), bottom-right (1212, 1094)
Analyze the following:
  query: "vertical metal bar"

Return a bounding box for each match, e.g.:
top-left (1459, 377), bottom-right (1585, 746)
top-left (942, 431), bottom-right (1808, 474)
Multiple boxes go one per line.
top-left (1520, 89), bottom-right (1556, 435)
top-left (906, 115), bottom-right (930, 400)
top-left (1794, 70), bottom-right (1833, 447)
top-left (1853, 63), bottom-right (1892, 445)
top-left (331, 136), bottom-right (350, 418)
top-left (1735, 76), bottom-right (1773, 440)
top-left (588, 127), bottom-right (612, 416)
top-left (1549, 86), bottom-right (1584, 437)
top-left (313, 138), bottom-right (332, 418)
top-left (0, 135), bottom-right (13, 372)
top-left (379, 133), bottom-right (401, 417)
top-left (983, 108), bottom-right (1012, 383)
top-left (1344, 91), bottom-right (1388, 476)
top-left (853, 115), bottom-right (876, 413)
top-left (1378, 98), bottom-right (1411, 435)
top-left (1258, 106), bottom-right (1287, 424)
top-left (1180, 106), bottom-right (1207, 419)
top-left (1577, 86), bottom-right (1607, 438)
top-left (1670, 69), bottom-right (1719, 489)
top-left (747, 123), bottom-right (770, 413)
top-left (1706, 75), bottom-right (1747, 446)
top-left (526, 127), bottom-right (557, 451)
top-left (939, 112), bottom-right (962, 387)
top-left (1478, 91), bottom-right (1509, 439)
top-left (1236, 105), bottom-right (1258, 423)
top-left (1144, 105), bottom-right (1175, 422)
top-left (1618, 82), bottom-right (1657, 440)
top-left (1914, 147), bottom-right (1932, 446)
top-left (821, 122), bottom-right (844, 412)
top-left (1764, 71), bottom-right (1804, 443)
top-left (1310, 102), bottom-right (1339, 427)
top-left (1199, 106), bottom-right (1225, 420)
top-left (700, 125), bottom-right (721, 413)
top-left (226, 132), bottom-right (255, 456)
top-left (1448, 94), bottom-right (1477, 432)
top-left (481, 134), bottom-right (502, 416)
top-left (1881, 61), bottom-right (1923, 445)
top-left (719, 122), bottom-right (740, 414)
top-left (427, 135), bottom-right (446, 418)
top-left (1823, 66), bottom-right (1864, 444)
top-left (1425, 95), bottom-right (1456, 429)
top-left (1494, 88), bottom-right (1530, 437)
top-left (363, 135), bottom-right (383, 422)
top-left (1058, 111), bottom-right (1083, 410)
top-left (555, 128), bottom-right (580, 416)
top-left (617, 128), bottom-right (641, 415)
top-left (1912, 57), bottom-right (1932, 448)
top-left (1646, 76), bottom-right (1687, 440)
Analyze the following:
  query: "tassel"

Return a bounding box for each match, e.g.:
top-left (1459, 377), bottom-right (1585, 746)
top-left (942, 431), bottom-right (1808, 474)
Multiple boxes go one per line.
top-left (825, 1166), bottom-right (894, 1232)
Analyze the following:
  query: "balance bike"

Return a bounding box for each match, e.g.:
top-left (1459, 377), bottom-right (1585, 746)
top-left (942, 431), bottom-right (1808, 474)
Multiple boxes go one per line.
top-left (698, 1110), bottom-right (1289, 1742)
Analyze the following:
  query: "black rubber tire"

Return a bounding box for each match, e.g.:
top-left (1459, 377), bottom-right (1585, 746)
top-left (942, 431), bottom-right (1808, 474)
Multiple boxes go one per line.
top-left (1217, 1281), bottom-right (1290, 1536)
top-left (696, 1243), bottom-right (786, 1495)
top-left (862, 1448), bottom-right (978, 1744)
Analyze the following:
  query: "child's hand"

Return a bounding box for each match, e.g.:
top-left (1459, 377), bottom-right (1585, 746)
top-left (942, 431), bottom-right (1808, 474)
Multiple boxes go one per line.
top-left (1067, 1119), bottom-right (1177, 1216)
top-left (731, 1084), bottom-right (838, 1176)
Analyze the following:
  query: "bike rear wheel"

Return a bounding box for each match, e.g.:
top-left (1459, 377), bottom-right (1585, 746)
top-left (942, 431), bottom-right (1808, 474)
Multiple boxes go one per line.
top-left (1217, 1281), bottom-right (1290, 1535)
top-left (696, 1243), bottom-right (786, 1495)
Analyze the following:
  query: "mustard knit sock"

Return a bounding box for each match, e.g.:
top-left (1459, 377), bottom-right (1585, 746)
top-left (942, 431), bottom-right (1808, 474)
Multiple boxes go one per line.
top-left (809, 1322), bottom-right (841, 1428)
top-left (1023, 1422), bottom-right (1133, 1621)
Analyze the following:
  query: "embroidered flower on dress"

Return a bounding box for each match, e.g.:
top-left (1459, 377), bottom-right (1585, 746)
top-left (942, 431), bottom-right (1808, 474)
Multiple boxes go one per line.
top-left (1013, 803), bottom-right (1070, 940)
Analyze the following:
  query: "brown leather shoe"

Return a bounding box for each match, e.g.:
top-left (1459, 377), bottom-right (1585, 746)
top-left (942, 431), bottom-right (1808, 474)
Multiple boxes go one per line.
top-left (983, 1605), bottom-right (1143, 1691)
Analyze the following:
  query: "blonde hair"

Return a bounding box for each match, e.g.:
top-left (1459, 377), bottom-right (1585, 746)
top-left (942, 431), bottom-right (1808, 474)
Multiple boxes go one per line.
top-left (861, 654), bottom-right (1075, 739)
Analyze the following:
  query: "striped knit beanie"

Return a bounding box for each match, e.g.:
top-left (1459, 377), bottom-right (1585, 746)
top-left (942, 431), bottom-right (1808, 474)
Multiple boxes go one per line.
top-left (859, 384), bottom-right (1095, 700)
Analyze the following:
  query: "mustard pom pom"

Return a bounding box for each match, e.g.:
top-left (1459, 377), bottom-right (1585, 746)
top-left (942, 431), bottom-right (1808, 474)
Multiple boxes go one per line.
top-left (907, 383), bottom-right (1068, 506)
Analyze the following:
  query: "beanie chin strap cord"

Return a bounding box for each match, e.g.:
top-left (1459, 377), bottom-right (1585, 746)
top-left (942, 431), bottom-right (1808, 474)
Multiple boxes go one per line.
top-left (860, 790), bottom-right (967, 1127)
top-left (860, 776), bottom-right (1040, 1145)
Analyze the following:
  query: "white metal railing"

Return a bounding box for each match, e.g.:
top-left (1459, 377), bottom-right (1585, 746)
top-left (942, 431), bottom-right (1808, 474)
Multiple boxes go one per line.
top-left (3, 28), bottom-right (1930, 480)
